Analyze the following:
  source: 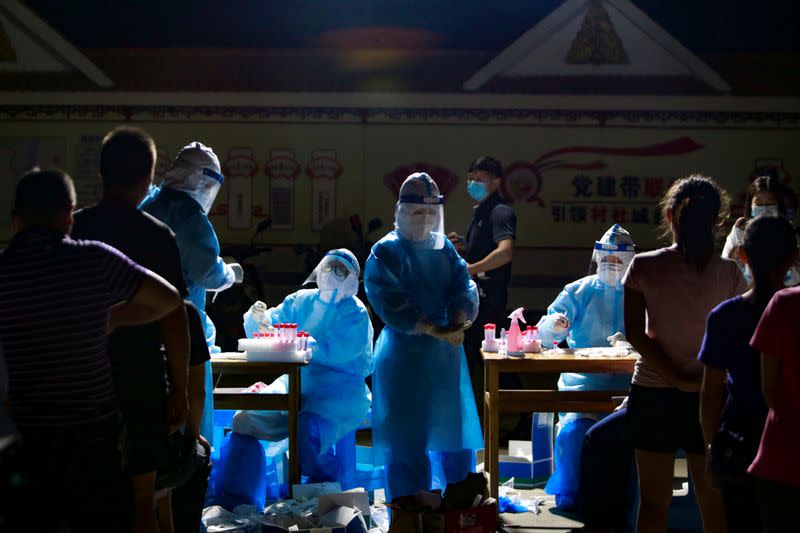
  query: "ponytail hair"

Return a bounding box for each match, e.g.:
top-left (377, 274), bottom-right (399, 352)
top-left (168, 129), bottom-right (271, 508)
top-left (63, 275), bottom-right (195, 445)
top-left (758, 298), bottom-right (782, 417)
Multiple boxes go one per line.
top-left (659, 175), bottom-right (730, 269)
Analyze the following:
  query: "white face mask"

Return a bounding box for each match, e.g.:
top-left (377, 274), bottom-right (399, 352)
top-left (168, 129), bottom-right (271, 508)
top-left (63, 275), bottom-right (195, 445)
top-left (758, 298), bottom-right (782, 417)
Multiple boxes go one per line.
top-left (317, 271), bottom-right (339, 303)
top-left (597, 261), bottom-right (625, 286)
top-left (402, 214), bottom-right (436, 241)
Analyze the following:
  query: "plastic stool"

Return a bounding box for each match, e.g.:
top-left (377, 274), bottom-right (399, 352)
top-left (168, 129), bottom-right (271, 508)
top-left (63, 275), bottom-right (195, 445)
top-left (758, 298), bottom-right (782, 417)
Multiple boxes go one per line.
top-left (211, 409), bottom-right (236, 463)
top-left (334, 430), bottom-right (358, 488)
top-left (208, 432), bottom-right (268, 511)
top-left (531, 412), bottom-right (555, 480)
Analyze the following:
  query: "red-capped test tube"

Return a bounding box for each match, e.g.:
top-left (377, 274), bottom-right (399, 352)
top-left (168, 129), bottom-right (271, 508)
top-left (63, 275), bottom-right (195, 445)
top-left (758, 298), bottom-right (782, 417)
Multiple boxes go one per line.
top-left (484, 324), bottom-right (496, 343)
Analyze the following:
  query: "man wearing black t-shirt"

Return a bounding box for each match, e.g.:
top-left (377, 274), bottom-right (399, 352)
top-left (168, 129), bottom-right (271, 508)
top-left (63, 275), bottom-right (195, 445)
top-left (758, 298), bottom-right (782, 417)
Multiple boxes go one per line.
top-left (72, 126), bottom-right (190, 531)
top-left (449, 156), bottom-right (516, 421)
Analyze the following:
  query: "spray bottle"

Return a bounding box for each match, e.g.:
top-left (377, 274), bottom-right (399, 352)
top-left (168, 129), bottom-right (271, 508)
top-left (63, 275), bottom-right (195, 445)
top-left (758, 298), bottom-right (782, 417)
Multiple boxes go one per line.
top-left (507, 307), bottom-right (526, 355)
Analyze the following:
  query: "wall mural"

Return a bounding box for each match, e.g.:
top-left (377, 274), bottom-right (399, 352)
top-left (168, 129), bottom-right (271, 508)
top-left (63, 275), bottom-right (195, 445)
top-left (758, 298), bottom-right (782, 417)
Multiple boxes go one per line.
top-left (504, 137), bottom-right (704, 229)
top-left (307, 149), bottom-right (343, 231)
top-left (223, 147), bottom-right (258, 230)
top-left (265, 149), bottom-right (300, 230)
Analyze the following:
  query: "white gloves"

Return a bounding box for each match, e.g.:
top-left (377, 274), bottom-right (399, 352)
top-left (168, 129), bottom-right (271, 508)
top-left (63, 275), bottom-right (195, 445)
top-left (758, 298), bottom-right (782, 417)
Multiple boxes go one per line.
top-left (607, 332), bottom-right (633, 349)
top-left (230, 263), bottom-right (244, 283)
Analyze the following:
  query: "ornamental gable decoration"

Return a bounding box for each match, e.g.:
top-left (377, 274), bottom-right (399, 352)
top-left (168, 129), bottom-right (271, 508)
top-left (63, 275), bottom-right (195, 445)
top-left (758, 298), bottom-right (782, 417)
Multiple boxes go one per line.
top-left (464, 0), bottom-right (730, 94)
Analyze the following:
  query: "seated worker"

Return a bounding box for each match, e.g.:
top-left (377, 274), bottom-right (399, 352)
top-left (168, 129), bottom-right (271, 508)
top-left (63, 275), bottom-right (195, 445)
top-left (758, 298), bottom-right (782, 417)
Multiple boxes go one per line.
top-left (0, 169), bottom-right (183, 530)
top-left (536, 223), bottom-right (635, 508)
top-left (140, 142), bottom-right (243, 446)
top-left (72, 126), bottom-right (190, 531)
top-left (233, 249), bottom-right (374, 482)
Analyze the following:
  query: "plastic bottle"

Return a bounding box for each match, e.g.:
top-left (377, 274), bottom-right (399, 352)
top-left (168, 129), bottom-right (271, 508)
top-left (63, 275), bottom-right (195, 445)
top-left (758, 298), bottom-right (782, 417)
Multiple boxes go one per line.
top-left (484, 324), bottom-right (496, 343)
top-left (506, 307), bottom-right (526, 354)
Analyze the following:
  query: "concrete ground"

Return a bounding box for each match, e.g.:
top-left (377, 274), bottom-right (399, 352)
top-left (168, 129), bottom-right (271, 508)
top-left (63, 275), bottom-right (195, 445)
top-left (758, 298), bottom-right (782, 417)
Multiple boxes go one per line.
top-left (497, 460), bottom-right (696, 533)
top-left (500, 488), bottom-right (583, 532)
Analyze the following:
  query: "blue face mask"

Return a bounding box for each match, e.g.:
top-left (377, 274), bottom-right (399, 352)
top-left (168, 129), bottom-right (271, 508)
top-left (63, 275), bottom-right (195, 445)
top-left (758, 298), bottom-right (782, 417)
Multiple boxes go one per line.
top-left (751, 204), bottom-right (779, 218)
top-left (467, 180), bottom-right (488, 201)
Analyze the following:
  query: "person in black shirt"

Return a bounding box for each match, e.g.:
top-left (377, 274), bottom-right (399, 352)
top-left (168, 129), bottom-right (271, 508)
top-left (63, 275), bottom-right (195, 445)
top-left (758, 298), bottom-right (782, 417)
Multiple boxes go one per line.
top-left (449, 156), bottom-right (516, 419)
top-left (163, 300), bottom-right (212, 533)
top-left (72, 126), bottom-right (190, 532)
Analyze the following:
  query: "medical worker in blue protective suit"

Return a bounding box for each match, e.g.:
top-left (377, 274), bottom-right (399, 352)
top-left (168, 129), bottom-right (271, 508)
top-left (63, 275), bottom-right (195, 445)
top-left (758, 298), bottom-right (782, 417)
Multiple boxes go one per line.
top-left (365, 172), bottom-right (483, 501)
top-left (232, 249), bottom-right (374, 481)
top-left (140, 142), bottom-right (243, 446)
top-left (537, 223), bottom-right (635, 509)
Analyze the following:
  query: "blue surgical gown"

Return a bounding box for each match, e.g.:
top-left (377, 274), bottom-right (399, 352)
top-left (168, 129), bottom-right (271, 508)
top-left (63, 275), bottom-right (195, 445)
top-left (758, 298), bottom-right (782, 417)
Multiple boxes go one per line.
top-left (537, 275), bottom-right (631, 394)
top-left (243, 289), bottom-right (374, 456)
top-left (365, 232), bottom-right (482, 499)
top-left (141, 186), bottom-right (235, 445)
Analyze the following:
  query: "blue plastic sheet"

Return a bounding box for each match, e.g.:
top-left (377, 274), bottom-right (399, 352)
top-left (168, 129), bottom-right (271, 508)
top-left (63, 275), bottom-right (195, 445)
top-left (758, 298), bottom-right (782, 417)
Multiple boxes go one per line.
top-left (545, 418), bottom-right (596, 510)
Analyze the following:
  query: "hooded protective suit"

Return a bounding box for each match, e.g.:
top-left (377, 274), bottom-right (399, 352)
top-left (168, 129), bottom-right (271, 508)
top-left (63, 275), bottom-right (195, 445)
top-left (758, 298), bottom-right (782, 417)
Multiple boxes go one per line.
top-left (140, 141), bottom-right (240, 445)
top-left (234, 249), bottom-right (374, 481)
top-left (538, 224), bottom-right (635, 508)
top-left (365, 173), bottom-right (482, 500)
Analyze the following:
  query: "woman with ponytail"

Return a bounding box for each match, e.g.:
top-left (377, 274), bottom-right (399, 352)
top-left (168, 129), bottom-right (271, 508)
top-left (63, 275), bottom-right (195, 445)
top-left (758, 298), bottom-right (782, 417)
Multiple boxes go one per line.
top-left (622, 175), bottom-right (748, 533)
top-left (699, 216), bottom-right (798, 532)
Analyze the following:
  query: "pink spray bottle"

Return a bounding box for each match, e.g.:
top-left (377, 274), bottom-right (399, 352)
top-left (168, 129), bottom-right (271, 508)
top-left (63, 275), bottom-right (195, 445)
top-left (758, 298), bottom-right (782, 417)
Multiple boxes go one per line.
top-left (506, 307), bottom-right (526, 355)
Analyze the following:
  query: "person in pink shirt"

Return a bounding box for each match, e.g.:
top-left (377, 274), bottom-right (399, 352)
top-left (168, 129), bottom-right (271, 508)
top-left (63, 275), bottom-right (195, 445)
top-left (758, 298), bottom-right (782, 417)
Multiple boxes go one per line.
top-left (623, 175), bottom-right (747, 533)
top-left (748, 284), bottom-right (800, 533)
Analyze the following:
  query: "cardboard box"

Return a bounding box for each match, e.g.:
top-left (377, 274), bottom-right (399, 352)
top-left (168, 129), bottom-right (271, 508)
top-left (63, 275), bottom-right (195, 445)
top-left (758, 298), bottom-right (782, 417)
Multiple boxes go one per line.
top-left (389, 502), bottom-right (498, 533)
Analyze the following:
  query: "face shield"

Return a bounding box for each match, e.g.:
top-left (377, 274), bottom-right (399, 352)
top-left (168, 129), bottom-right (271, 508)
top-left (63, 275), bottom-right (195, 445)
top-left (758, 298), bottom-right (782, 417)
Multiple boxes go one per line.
top-left (304, 248), bottom-right (360, 303)
top-left (591, 224), bottom-right (635, 286)
top-left (394, 172), bottom-right (445, 250)
top-left (161, 142), bottom-right (224, 214)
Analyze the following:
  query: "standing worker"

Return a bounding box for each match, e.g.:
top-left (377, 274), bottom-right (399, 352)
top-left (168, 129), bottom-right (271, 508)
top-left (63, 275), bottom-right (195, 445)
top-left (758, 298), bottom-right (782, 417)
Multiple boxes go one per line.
top-left (365, 172), bottom-right (482, 500)
top-left (140, 142), bottom-right (243, 446)
top-left (450, 156), bottom-right (516, 416)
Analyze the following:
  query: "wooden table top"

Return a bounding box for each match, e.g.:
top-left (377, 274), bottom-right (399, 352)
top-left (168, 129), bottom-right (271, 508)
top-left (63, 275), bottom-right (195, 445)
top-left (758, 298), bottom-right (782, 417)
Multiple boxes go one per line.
top-left (211, 353), bottom-right (309, 374)
top-left (481, 349), bottom-right (639, 373)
